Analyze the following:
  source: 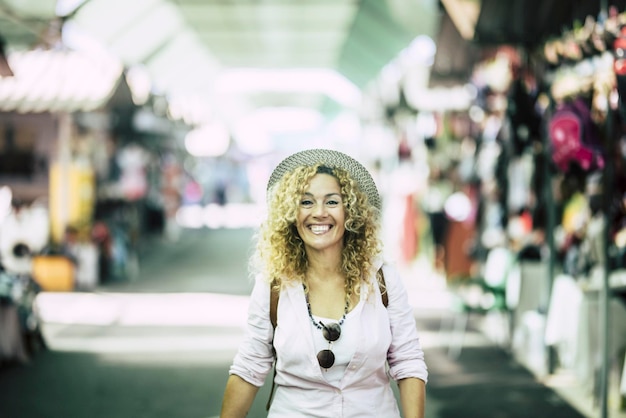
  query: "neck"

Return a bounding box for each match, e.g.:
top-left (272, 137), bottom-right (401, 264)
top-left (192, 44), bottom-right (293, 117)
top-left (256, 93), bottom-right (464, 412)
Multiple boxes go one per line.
top-left (306, 251), bottom-right (342, 282)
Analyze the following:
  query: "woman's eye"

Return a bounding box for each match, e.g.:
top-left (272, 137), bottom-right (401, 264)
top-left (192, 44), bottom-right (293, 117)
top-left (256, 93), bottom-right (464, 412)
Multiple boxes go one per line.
top-left (300, 199), bottom-right (313, 207)
top-left (326, 200), bottom-right (340, 206)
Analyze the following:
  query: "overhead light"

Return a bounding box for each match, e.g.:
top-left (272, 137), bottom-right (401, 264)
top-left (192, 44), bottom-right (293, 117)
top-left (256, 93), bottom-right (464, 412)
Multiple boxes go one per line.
top-left (444, 192), bottom-right (473, 222)
top-left (215, 69), bottom-right (361, 108)
top-left (126, 66), bottom-right (152, 105)
top-left (401, 35), bottom-right (437, 67)
top-left (0, 36), bottom-right (14, 77)
top-left (233, 107), bottom-right (324, 156)
top-left (184, 123), bottom-right (230, 157)
top-left (244, 107), bottom-right (323, 133)
top-left (232, 123), bottom-right (273, 156)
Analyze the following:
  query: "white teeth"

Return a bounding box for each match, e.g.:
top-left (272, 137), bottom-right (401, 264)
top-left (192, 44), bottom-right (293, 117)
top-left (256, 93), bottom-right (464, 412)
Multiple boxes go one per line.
top-left (310, 225), bottom-right (330, 234)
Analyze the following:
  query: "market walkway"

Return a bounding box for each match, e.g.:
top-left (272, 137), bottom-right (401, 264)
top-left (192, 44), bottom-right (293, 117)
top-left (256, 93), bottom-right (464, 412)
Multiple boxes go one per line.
top-left (0, 227), bottom-right (588, 418)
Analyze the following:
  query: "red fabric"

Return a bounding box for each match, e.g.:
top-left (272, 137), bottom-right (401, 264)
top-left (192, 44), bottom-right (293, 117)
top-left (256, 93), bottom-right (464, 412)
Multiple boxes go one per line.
top-left (401, 195), bottom-right (417, 264)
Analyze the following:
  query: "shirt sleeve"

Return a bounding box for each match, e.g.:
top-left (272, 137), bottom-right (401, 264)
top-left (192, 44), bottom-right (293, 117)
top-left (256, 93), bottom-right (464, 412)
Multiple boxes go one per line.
top-left (384, 264), bottom-right (429, 383)
top-left (228, 274), bottom-right (276, 387)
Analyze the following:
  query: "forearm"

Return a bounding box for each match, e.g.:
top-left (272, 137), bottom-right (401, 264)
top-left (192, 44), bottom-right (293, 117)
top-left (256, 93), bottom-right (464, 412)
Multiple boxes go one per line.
top-left (220, 374), bottom-right (260, 418)
top-left (398, 377), bottom-right (426, 418)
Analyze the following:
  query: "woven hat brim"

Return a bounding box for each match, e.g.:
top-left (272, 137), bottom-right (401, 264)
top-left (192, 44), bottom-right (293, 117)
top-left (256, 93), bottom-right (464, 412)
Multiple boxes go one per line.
top-left (267, 149), bottom-right (381, 210)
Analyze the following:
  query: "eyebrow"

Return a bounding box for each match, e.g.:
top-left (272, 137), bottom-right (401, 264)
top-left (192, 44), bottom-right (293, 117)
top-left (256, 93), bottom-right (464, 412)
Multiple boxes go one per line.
top-left (303, 192), bottom-right (342, 199)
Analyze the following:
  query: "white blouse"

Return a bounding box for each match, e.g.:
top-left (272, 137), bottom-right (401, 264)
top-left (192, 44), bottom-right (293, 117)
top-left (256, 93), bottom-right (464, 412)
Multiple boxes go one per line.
top-left (229, 262), bottom-right (428, 418)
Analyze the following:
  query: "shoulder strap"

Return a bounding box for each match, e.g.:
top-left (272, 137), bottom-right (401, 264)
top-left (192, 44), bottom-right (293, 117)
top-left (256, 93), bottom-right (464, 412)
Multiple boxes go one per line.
top-left (377, 266), bottom-right (388, 308)
top-left (267, 279), bottom-right (279, 411)
top-left (269, 280), bottom-right (279, 329)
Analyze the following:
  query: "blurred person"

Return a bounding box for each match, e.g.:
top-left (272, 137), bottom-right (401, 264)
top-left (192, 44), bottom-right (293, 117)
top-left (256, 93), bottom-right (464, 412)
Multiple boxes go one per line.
top-left (423, 163), bottom-right (453, 274)
top-left (0, 198), bottom-right (34, 274)
top-left (0, 195), bottom-right (50, 274)
top-left (220, 149), bottom-right (428, 418)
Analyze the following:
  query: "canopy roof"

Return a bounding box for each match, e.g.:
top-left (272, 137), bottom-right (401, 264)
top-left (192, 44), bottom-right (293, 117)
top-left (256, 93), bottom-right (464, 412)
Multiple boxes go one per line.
top-left (0, 0), bottom-right (438, 118)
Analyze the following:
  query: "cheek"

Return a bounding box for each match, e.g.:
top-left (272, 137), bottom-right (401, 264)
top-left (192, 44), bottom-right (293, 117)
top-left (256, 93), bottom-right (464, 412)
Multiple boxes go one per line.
top-left (337, 211), bottom-right (348, 229)
top-left (294, 220), bottom-right (306, 237)
top-left (295, 212), bottom-right (306, 227)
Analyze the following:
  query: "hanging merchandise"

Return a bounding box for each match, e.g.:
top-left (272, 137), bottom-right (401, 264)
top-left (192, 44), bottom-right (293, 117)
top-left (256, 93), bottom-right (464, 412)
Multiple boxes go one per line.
top-left (611, 191), bottom-right (626, 270)
top-left (539, 10), bottom-right (626, 418)
top-left (612, 23), bottom-right (626, 121)
top-left (507, 70), bottom-right (541, 157)
top-left (116, 144), bottom-right (150, 201)
top-left (609, 25), bottom-right (626, 272)
top-left (548, 97), bottom-right (605, 173)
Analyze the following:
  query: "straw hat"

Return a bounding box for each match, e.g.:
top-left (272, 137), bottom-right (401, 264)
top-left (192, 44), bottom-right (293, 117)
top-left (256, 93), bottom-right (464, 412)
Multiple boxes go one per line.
top-left (267, 148), bottom-right (381, 210)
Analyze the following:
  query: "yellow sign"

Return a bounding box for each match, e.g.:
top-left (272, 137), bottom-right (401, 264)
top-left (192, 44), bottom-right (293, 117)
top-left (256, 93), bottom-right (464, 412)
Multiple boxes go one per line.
top-left (49, 162), bottom-right (95, 243)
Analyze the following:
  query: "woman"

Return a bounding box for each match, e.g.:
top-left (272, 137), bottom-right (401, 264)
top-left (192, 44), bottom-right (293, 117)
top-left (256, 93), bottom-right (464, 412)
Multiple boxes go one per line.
top-left (221, 149), bottom-right (427, 417)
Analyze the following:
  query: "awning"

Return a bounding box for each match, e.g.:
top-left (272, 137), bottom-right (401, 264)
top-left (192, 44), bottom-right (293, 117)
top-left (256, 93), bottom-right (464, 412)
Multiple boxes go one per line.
top-left (0, 49), bottom-right (123, 113)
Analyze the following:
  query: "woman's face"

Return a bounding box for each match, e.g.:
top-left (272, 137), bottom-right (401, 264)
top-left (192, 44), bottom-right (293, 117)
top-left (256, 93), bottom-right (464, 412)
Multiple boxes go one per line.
top-left (296, 173), bottom-right (346, 255)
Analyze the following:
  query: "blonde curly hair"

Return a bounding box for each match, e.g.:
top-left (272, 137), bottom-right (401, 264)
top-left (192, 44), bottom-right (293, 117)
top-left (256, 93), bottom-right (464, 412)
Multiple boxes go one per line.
top-left (251, 163), bottom-right (382, 300)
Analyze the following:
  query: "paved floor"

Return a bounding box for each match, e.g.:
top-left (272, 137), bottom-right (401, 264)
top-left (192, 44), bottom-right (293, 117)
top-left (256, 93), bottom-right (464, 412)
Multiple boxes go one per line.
top-left (0, 228), bottom-right (591, 417)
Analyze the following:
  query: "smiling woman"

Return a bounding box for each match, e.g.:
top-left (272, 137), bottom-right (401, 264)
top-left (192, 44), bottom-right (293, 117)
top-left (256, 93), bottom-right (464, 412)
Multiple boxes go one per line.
top-left (220, 148), bottom-right (428, 418)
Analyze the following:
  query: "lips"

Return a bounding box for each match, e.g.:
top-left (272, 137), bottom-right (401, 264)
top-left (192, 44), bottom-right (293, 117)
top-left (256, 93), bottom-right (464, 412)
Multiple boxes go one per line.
top-left (309, 224), bottom-right (331, 234)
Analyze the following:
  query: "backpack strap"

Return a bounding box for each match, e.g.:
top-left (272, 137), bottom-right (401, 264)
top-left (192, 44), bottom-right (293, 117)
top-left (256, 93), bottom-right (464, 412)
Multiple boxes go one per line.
top-left (266, 353), bottom-right (277, 410)
top-left (267, 280), bottom-right (279, 411)
top-left (377, 266), bottom-right (388, 308)
top-left (269, 280), bottom-right (279, 329)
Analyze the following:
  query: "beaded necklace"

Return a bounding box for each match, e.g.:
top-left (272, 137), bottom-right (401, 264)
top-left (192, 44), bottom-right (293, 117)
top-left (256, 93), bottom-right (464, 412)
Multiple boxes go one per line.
top-left (303, 284), bottom-right (349, 329)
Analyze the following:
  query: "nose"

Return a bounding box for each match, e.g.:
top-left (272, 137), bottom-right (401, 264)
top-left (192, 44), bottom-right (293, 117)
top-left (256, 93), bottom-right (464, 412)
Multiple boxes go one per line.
top-left (312, 202), bottom-right (327, 217)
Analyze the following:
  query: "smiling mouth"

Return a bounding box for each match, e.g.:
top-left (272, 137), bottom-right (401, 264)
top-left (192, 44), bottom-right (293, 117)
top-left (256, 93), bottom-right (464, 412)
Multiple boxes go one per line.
top-left (310, 225), bottom-right (331, 234)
